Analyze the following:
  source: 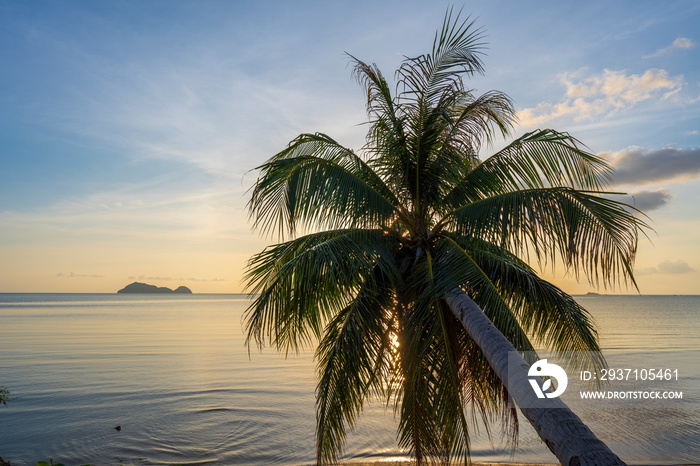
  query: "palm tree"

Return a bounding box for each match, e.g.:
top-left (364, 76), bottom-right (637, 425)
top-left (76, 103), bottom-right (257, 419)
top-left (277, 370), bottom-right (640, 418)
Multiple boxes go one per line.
top-left (245, 10), bottom-right (645, 465)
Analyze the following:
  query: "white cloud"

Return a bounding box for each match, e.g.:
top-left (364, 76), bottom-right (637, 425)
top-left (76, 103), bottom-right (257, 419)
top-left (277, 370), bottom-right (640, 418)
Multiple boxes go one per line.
top-left (643, 37), bottom-right (696, 59)
top-left (57, 272), bottom-right (106, 278)
top-left (518, 68), bottom-right (684, 127)
top-left (636, 260), bottom-right (696, 275)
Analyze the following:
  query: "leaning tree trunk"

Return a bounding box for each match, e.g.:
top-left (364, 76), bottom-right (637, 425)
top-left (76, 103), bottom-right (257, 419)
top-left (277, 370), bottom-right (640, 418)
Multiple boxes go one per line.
top-left (445, 290), bottom-right (626, 466)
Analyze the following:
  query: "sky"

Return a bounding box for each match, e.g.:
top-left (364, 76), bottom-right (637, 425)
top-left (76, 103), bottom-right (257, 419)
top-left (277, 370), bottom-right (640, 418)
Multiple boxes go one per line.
top-left (1, 0), bottom-right (699, 294)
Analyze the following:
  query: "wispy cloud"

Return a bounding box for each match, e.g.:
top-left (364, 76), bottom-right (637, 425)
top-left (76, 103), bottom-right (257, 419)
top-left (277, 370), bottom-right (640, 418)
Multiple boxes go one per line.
top-left (128, 275), bottom-right (225, 282)
top-left (42, 41), bottom-right (365, 179)
top-left (6, 10), bottom-right (367, 182)
top-left (518, 68), bottom-right (684, 127)
top-left (57, 272), bottom-right (105, 278)
top-left (636, 260), bottom-right (696, 275)
top-left (185, 277), bottom-right (226, 282)
top-left (128, 275), bottom-right (173, 282)
top-left (644, 37), bottom-right (695, 59)
top-left (603, 146), bottom-right (700, 185)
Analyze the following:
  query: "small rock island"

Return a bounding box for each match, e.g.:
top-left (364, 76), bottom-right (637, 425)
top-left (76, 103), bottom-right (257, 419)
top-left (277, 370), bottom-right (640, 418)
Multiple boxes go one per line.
top-left (117, 282), bottom-right (193, 294)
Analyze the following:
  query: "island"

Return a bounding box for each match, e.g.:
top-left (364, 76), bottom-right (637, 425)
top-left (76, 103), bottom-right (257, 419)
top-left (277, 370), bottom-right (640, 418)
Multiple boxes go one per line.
top-left (117, 282), bottom-right (193, 294)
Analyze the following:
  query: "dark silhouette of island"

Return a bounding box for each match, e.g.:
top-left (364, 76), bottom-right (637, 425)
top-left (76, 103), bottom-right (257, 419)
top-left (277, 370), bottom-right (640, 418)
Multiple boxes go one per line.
top-left (117, 282), bottom-right (192, 294)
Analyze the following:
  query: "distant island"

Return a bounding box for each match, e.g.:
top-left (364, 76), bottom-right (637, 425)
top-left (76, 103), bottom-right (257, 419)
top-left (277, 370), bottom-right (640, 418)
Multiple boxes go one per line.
top-left (117, 282), bottom-right (192, 294)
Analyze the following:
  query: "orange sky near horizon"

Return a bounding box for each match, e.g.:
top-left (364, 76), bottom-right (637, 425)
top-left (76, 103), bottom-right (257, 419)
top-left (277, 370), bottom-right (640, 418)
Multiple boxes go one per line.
top-left (1, 2), bottom-right (699, 296)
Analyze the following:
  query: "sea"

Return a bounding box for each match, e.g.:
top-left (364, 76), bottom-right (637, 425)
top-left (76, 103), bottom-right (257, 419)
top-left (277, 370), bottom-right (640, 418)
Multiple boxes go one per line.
top-left (0, 293), bottom-right (698, 465)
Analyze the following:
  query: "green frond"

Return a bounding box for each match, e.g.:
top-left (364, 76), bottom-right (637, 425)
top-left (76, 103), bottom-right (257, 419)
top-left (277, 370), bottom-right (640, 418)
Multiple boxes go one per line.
top-left (444, 129), bottom-right (612, 210)
top-left (244, 229), bottom-right (399, 352)
top-left (248, 133), bottom-right (403, 238)
top-left (455, 236), bottom-right (606, 374)
top-left (396, 263), bottom-right (516, 464)
top-left (316, 270), bottom-right (395, 464)
top-left (392, 245), bottom-right (524, 463)
top-left (397, 8), bottom-right (485, 104)
top-left (442, 90), bottom-right (516, 156)
top-left (396, 300), bottom-right (453, 463)
top-left (417, 90), bottom-right (517, 212)
top-left (445, 187), bottom-right (648, 289)
top-left (350, 56), bottom-right (401, 125)
top-left (430, 236), bottom-right (536, 355)
top-left (348, 56), bottom-right (415, 206)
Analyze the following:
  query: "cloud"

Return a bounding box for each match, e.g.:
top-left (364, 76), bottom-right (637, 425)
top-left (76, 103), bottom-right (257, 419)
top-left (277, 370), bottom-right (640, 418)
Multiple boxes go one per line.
top-left (129, 275), bottom-right (173, 281)
top-left (49, 45), bottom-right (365, 179)
top-left (687, 130), bottom-right (699, 135)
top-left (185, 277), bottom-right (226, 282)
top-left (57, 272), bottom-right (105, 278)
top-left (636, 260), bottom-right (696, 276)
top-left (606, 188), bottom-right (673, 212)
top-left (128, 275), bottom-right (225, 282)
top-left (627, 189), bottom-right (674, 211)
top-left (0, 176), bottom-right (248, 246)
top-left (518, 68), bottom-right (684, 127)
top-left (644, 37), bottom-right (696, 59)
top-left (602, 146), bottom-right (700, 185)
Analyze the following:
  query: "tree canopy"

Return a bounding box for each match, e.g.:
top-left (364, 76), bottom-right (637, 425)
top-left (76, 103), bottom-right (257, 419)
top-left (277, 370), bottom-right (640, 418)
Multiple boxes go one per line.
top-left (245, 9), bottom-right (646, 465)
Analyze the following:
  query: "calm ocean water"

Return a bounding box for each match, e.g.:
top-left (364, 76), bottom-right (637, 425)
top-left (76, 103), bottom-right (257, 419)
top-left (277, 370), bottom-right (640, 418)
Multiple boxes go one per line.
top-left (0, 294), bottom-right (698, 465)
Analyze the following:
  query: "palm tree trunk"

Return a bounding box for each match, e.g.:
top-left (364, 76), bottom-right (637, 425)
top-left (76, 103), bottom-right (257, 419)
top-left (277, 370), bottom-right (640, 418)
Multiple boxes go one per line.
top-left (445, 290), bottom-right (626, 466)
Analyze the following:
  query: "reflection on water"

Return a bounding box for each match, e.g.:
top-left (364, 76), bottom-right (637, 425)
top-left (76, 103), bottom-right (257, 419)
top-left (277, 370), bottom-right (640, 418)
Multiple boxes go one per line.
top-left (0, 294), bottom-right (698, 465)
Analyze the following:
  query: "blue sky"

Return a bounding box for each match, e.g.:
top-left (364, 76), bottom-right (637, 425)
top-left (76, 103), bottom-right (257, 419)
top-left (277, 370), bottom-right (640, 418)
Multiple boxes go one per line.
top-left (1, 0), bottom-right (699, 293)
